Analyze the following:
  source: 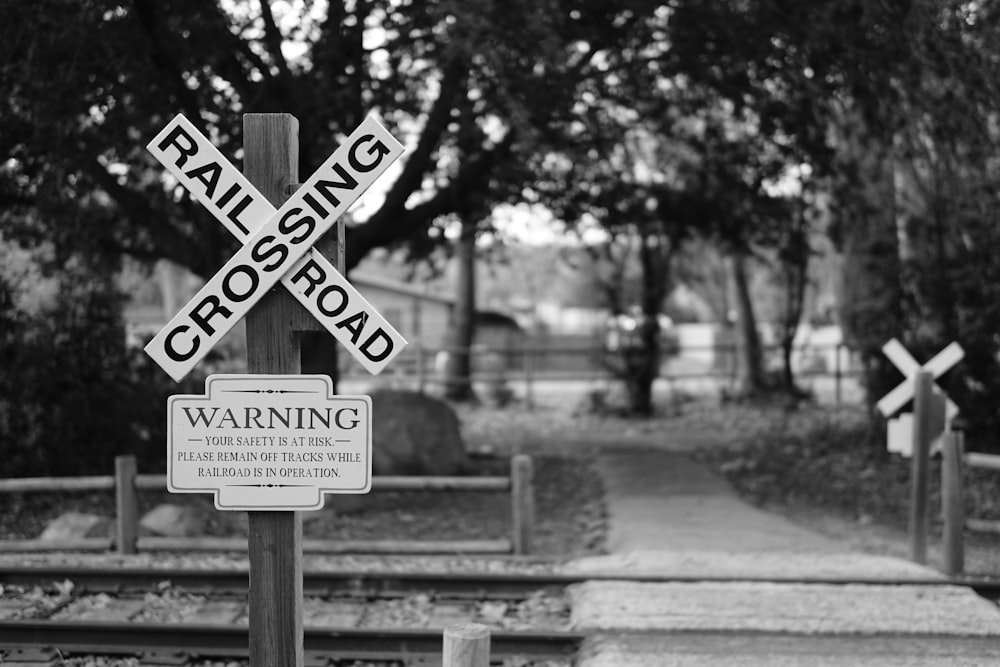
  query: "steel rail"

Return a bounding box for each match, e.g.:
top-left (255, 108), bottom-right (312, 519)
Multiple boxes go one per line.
top-left (0, 620), bottom-right (582, 661)
top-left (1, 565), bottom-right (998, 599)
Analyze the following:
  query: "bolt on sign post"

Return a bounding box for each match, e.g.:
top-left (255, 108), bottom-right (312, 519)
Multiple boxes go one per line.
top-left (143, 113), bottom-right (405, 667)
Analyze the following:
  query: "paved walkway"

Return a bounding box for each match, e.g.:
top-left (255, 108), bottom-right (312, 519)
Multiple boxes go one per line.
top-left (597, 448), bottom-right (841, 553)
top-left (563, 446), bottom-right (1000, 666)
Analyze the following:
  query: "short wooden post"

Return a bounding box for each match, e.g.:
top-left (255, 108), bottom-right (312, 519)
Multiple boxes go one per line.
top-left (909, 370), bottom-right (934, 564)
top-left (443, 623), bottom-right (490, 667)
top-left (510, 454), bottom-right (534, 555)
top-left (942, 429), bottom-right (965, 576)
top-left (244, 113), bottom-right (304, 667)
top-left (114, 455), bottom-right (139, 555)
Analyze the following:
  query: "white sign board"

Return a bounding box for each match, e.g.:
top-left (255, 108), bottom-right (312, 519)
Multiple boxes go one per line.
top-left (885, 387), bottom-right (948, 457)
top-left (144, 115), bottom-right (406, 382)
top-left (168, 375), bottom-right (371, 510)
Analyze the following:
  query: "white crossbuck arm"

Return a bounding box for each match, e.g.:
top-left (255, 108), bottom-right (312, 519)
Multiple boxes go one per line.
top-left (144, 114), bottom-right (407, 382)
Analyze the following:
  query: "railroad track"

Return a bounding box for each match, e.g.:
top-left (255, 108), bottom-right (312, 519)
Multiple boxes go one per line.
top-left (0, 565), bottom-right (996, 665)
top-left (1, 565), bottom-right (997, 600)
top-left (0, 566), bottom-right (582, 665)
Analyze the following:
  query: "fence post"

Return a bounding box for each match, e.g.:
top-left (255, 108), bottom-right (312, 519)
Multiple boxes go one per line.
top-left (443, 623), bottom-right (490, 667)
top-left (523, 346), bottom-right (534, 410)
top-left (909, 371), bottom-right (934, 564)
top-left (510, 455), bottom-right (534, 555)
top-left (416, 344), bottom-right (426, 394)
top-left (834, 342), bottom-right (843, 405)
top-left (114, 455), bottom-right (139, 555)
top-left (942, 429), bottom-right (965, 576)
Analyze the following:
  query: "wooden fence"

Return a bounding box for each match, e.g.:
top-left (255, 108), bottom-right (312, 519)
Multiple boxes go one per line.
top-left (941, 430), bottom-right (1000, 575)
top-left (0, 454), bottom-right (535, 556)
top-left (346, 341), bottom-right (862, 405)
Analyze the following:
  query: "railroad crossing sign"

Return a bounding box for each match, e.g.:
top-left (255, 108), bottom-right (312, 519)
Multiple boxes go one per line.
top-left (143, 114), bottom-right (407, 382)
top-left (878, 338), bottom-right (964, 456)
top-left (169, 374), bottom-right (370, 510)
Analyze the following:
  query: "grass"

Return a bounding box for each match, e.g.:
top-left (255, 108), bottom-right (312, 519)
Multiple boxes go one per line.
top-left (692, 402), bottom-right (1000, 576)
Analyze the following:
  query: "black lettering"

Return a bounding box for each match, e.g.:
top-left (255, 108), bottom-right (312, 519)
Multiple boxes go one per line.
top-left (308, 408), bottom-right (331, 429)
top-left (157, 124), bottom-right (198, 168)
top-left (183, 161), bottom-right (222, 198)
top-left (336, 310), bottom-right (369, 343)
top-left (302, 191), bottom-right (329, 218)
top-left (245, 407), bottom-right (265, 429)
top-left (251, 235), bottom-right (289, 272)
top-left (289, 258), bottom-right (325, 296)
top-left (348, 133), bottom-right (391, 172)
top-left (359, 327), bottom-right (394, 362)
top-left (314, 164), bottom-right (359, 209)
top-left (189, 295), bottom-right (233, 336)
top-left (267, 407), bottom-right (290, 428)
top-left (183, 407), bottom-right (218, 427)
top-left (226, 193), bottom-right (253, 235)
top-left (221, 264), bottom-right (258, 303)
top-left (335, 408), bottom-right (360, 429)
top-left (277, 207), bottom-right (315, 244)
top-left (215, 182), bottom-right (241, 208)
top-left (164, 324), bottom-right (200, 362)
top-left (317, 285), bottom-right (348, 317)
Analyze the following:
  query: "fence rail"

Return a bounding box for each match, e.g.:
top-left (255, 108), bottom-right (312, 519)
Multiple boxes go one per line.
top-left (941, 431), bottom-right (1000, 575)
top-left (0, 454), bottom-right (535, 556)
top-left (342, 341), bottom-right (863, 404)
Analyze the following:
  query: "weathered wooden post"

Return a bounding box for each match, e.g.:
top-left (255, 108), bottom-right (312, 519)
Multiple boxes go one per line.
top-left (942, 428), bottom-right (965, 576)
top-left (510, 454), bottom-right (534, 555)
top-left (114, 454), bottom-right (139, 555)
top-left (140, 111), bottom-right (405, 667)
top-left (443, 623), bottom-right (490, 667)
top-left (909, 371), bottom-right (934, 564)
top-left (243, 113), bottom-right (305, 667)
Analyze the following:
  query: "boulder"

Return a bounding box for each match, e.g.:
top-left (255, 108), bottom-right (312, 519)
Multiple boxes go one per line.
top-left (369, 389), bottom-right (469, 475)
top-left (139, 503), bottom-right (205, 538)
top-left (40, 512), bottom-right (112, 540)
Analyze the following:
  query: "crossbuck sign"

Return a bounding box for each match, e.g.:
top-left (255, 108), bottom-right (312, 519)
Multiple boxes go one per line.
top-left (878, 338), bottom-right (964, 456)
top-left (144, 114), bottom-right (407, 382)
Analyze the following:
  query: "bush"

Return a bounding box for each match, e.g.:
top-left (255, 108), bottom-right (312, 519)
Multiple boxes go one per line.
top-left (0, 270), bottom-right (197, 476)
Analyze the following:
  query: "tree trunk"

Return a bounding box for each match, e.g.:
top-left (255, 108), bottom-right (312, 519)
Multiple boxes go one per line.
top-left (729, 250), bottom-right (766, 395)
top-left (779, 204), bottom-right (810, 394)
top-left (443, 220), bottom-right (477, 402)
top-left (621, 316), bottom-right (659, 416)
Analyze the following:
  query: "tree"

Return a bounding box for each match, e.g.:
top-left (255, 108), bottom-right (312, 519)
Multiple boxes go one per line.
top-left (442, 217), bottom-right (478, 402)
top-left (0, 0), bottom-right (655, 278)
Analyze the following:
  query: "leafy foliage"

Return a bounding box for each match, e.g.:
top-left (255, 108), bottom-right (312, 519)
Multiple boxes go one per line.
top-left (0, 267), bottom-right (190, 475)
top-left (0, 0), bottom-right (655, 276)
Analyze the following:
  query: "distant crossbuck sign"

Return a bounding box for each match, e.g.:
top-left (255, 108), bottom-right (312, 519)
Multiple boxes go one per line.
top-left (878, 338), bottom-right (964, 456)
top-left (144, 114), bottom-right (407, 382)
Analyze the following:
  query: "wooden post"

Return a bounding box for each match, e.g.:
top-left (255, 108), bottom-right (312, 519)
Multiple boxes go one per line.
top-left (443, 623), bottom-right (490, 667)
top-left (243, 113), bottom-right (304, 667)
top-left (114, 455), bottom-right (139, 555)
top-left (510, 454), bottom-right (534, 555)
top-left (942, 429), bottom-right (965, 576)
top-left (909, 370), bottom-right (934, 564)
top-left (834, 342), bottom-right (842, 405)
top-left (523, 345), bottom-right (534, 410)
top-left (416, 344), bottom-right (426, 394)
